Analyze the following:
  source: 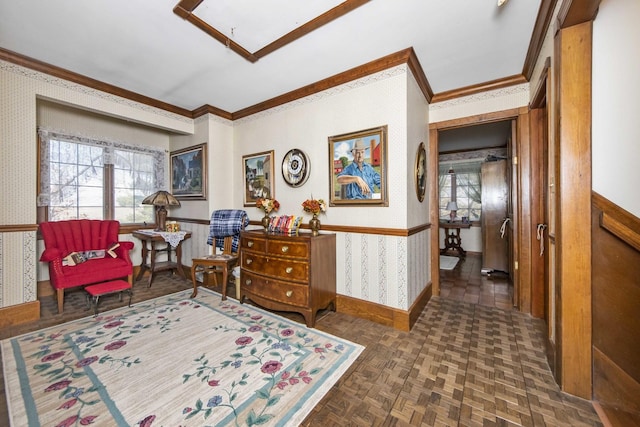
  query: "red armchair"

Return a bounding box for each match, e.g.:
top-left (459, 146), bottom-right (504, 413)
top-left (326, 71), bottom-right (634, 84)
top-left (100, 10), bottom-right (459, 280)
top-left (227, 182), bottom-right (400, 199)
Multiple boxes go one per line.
top-left (39, 219), bottom-right (134, 313)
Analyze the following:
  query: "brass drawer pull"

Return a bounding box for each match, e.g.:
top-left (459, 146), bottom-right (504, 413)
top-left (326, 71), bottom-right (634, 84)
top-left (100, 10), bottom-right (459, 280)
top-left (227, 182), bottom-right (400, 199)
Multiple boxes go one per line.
top-left (285, 267), bottom-right (293, 274)
top-left (281, 246), bottom-right (289, 253)
top-left (247, 241), bottom-right (254, 247)
top-left (245, 279), bottom-right (252, 285)
top-left (286, 290), bottom-right (293, 298)
top-left (246, 259), bottom-right (253, 265)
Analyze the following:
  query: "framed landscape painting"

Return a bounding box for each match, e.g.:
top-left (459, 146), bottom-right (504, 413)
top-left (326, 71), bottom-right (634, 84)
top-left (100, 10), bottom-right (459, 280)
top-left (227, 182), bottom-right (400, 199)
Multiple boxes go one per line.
top-left (170, 143), bottom-right (207, 200)
top-left (243, 150), bottom-right (275, 206)
top-left (328, 125), bottom-right (388, 206)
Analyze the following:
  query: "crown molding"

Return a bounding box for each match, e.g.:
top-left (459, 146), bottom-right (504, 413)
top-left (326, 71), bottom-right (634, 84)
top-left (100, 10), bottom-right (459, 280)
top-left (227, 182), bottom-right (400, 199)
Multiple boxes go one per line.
top-left (558, 0), bottom-right (601, 29)
top-left (173, 0), bottom-right (370, 63)
top-left (431, 74), bottom-right (528, 104)
top-left (522, 0), bottom-right (558, 81)
top-left (0, 47), bottom-right (194, 119)
top-left (231, 47), bottom-right (432, 120)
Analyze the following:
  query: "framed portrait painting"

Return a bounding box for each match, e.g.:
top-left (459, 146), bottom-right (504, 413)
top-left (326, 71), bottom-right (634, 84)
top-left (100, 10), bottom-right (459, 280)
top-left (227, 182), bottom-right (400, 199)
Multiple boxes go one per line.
top-left (170, 143), bottom-right (207, 200)
top-left (328, 125), bottom-right (388, 206)
top-left (243, 150), bottom-right (275, 206)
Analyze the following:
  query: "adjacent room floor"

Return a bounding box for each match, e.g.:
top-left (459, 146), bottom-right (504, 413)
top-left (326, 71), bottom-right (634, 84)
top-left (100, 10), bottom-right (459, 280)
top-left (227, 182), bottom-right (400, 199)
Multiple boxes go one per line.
top-left (439, 252), bottom-right (514, 310)
top-left (1, 259), bottom-right (601, 426)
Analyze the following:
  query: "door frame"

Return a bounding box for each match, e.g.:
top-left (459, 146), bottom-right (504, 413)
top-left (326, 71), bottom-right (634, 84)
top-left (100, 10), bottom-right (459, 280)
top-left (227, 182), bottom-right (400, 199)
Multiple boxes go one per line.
top-left (530, 57), bottom-right (554, 370)
top-left (429, 106), bottom-right (533, 313)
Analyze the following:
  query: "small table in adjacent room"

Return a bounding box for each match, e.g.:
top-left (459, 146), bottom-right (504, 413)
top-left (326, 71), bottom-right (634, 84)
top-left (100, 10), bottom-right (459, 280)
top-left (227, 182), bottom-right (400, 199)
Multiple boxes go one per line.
top-left (133, 230), bottom-right (192, 287)
top-left (439, 221), bottom-right (471, 258)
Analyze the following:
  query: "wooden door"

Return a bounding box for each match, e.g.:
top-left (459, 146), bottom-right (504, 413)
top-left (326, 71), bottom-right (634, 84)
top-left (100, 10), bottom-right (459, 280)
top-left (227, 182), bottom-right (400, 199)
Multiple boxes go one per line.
top-left (531, 60), bottom-right (554, 371)
top-left (481, 160), bottom-right (509, 273)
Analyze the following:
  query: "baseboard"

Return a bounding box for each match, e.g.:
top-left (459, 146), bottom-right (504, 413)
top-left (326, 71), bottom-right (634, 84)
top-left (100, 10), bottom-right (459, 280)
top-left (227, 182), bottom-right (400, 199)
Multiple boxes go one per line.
top-left (593, 401), bottom-right (640, 427)
top-left (336, 282), bottom-right (432, 332)
top-left (38, 280), bottom-right (53, 298)
top-left (593, 346), bottom-right (640, 415)
top-left (408, 282), bottom-right (432, 328)
top-left (0, 300), bottom-right (40, 328)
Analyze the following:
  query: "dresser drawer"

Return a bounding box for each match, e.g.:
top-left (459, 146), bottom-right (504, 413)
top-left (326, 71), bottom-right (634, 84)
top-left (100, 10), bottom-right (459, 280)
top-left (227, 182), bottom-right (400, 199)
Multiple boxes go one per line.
top-left (241, 271), bottom-right (309, 308)
top-left (266, 240), bottom-right (309, 259)
top-left (240, 235), bottom-right (266, 252)
top-left (241, 252), bottom-right (309, 282)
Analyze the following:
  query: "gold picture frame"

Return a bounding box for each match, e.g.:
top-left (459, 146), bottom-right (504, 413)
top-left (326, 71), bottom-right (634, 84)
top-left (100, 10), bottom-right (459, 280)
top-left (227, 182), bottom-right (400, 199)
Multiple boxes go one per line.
top-left (415, 142), bottom-right (427, 202)
top-left (170, 143), bottom-right (207, 200)
top-left (328, 125), bottom-right (388, 206)
top-left (243, 150), bottom-right (275, 206)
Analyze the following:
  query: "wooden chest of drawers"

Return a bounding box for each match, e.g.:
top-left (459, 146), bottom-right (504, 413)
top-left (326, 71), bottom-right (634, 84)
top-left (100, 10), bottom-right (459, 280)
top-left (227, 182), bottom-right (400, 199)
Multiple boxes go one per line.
top-left (239, 230), bottom-right (336, 327)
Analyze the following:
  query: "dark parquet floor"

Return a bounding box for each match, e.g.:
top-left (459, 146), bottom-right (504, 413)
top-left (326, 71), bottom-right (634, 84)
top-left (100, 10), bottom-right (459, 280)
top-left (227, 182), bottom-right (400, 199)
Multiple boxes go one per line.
top-left (1, 256), bottom-right (602, 426)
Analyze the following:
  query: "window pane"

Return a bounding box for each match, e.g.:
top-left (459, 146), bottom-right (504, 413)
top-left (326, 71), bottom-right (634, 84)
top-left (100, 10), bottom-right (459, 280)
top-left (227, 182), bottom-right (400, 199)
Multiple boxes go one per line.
top-left (114, 188), bottom-right (136, 208)
top-left (57, 141), bottom-right (78, 163)
top-left (438, 162), bottom-right (482, 221)
top-left (78, 186), bottom-right (103, 207)
top-left (49, 207), bottom-right (77, 221)
top-left (77, 144), bottom-right (103, 166)
top-left (134, 153), bottom-right (154, 172)
top-left (114, 203), bottom-right (154, 224)
top-left (51, 185), bottom-right (77, 206)
top-left (52, 163), bottom-right (78, 186)
top-left (78, 206), bottom-right (103, 220)
top-left (78, 165), bottom-right (103, 185)
top-left (114, 168), bottom-right (134, 188)
top-left (47, 139), bottom-right (104, 220)
top-left (115, 150), bottom-right (133, 169)
top-left (114, 149), bottom-right (158, 224)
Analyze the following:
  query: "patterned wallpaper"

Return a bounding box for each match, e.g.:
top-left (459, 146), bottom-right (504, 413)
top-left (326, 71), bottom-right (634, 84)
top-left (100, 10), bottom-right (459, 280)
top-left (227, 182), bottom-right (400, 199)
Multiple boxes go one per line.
top-left (0, 59), bottom-right (196, 308)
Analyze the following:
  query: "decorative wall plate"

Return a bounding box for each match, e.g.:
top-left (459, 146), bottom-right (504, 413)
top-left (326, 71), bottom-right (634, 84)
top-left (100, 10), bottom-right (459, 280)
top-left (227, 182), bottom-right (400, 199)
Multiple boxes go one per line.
top-left (282, 149), bottom-right (310, 187)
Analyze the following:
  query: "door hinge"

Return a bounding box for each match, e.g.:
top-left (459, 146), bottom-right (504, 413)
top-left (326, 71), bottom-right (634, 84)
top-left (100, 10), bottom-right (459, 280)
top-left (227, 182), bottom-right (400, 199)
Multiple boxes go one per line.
top-left (514, 261), bottom-right (519, 270)
top-left (513, 156), bottom-right (518, 165)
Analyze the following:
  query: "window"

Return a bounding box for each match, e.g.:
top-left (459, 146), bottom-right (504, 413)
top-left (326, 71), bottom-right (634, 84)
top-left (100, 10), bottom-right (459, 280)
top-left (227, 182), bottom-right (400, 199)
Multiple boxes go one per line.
top-left (439, 161), bottom-right (482, 221)
top-left (39, 130), bottom-right (166, 224)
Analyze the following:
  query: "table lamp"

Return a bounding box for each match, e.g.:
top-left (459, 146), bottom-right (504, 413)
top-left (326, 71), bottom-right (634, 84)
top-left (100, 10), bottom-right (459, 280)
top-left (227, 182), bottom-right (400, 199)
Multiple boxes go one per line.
top-left (446, 201), bottom-right (458, 223)
top-left (142, 190), bottom-right (181, 231)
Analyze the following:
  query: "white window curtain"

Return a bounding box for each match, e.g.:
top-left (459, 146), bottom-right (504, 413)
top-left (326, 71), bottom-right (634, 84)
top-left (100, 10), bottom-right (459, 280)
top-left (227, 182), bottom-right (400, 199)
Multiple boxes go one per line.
top-left (439, 160), bottom-right (483, 220)
top-left (37, 129), bottom-right (166, 207)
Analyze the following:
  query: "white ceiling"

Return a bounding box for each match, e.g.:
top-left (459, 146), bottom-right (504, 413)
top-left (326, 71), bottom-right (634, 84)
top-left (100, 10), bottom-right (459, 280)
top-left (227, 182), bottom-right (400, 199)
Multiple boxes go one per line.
top-left (0, 0), bottom-right (542, 114)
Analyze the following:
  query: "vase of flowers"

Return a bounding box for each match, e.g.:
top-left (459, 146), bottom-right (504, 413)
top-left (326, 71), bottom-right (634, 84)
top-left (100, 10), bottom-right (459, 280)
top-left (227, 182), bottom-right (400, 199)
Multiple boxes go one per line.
top-left (256, 198), bottom-right (280, 232)
top-left (302, 197), bottom-right (326, 236)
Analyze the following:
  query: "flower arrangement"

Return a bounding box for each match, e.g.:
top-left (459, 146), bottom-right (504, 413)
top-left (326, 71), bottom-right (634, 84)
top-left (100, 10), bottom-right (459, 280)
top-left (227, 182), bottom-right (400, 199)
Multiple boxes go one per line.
top-left (256, 198), bottom-right (280, 214)
top-left (301, 198), bottom-right (327, 216)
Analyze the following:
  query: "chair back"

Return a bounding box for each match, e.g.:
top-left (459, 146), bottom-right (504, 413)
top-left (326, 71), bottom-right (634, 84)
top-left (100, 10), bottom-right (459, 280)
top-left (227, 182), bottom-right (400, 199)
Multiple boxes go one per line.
top-left (220, 235), bottom-right (234, 255)
top-left (207, 209), bottom-right (249, 255)
top-left (40, 219), bottom-right (121, 254)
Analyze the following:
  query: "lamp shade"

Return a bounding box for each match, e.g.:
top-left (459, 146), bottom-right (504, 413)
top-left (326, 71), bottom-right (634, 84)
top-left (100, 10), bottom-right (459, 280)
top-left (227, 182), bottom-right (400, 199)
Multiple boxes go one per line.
top-left (142, 191), bottom-right (181, 207)
top-left (142, 191), bottom-right (180, 231)
top-left (446, 201), bottom-right (458, 211)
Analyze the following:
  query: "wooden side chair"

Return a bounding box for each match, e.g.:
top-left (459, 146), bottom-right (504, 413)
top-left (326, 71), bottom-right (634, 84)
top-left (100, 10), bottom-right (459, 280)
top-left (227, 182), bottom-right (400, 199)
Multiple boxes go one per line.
top-left (190, 209), bottom-right (248, 300)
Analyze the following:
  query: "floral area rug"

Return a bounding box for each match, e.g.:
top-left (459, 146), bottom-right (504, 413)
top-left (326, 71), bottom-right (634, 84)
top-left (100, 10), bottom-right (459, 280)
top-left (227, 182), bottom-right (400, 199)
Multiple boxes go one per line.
top-left (2, 287), bottom-right (364, 426)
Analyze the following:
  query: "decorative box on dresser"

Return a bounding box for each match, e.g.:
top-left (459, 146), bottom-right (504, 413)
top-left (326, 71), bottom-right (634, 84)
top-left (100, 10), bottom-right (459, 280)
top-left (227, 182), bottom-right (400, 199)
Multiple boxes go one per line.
top-left (239, 230), bottom-right (336, 327)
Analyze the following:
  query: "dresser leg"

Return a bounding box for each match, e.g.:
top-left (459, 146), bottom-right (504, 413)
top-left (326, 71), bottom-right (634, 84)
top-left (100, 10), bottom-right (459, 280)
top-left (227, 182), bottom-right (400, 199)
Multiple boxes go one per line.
top-left (302, 309), bottom-right (315, 328)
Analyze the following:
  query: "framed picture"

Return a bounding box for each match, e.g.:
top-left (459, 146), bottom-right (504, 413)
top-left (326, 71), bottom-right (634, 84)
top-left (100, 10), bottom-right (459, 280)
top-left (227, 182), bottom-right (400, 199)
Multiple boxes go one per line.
top-left (170, 143), bottom-right (207, 200)
top-left (243, 150), bottom-right (275, 206)
top-left (415, 142), bottom-right (427, 202)
top-left (328, 125), bottom-right (388, 206)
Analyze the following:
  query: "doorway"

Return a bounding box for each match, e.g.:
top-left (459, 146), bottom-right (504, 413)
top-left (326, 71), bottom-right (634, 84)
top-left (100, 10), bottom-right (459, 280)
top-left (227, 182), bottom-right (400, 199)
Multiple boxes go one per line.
top-left (436, 120), bottom-right (513, 309)
top-left (429, 107), bottom-right (530, 312)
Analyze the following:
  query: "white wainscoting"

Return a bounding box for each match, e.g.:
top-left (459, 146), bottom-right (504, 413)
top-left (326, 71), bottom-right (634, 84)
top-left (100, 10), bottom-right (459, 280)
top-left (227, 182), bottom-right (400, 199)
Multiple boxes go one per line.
top-left (0, 230), bottom-right (37, 307)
